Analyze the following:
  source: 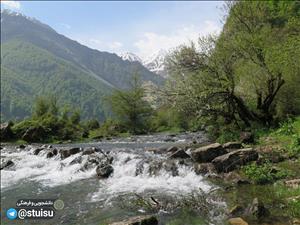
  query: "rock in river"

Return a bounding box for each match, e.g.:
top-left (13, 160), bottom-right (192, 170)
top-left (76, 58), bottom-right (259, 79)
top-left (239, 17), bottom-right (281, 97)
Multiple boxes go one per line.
top-left (46, 148), bottom-right (58, 158)
top-left (82, 148), bottom-right (96, 155)
top-left (194, 163), bottom-right (216, 175)
top-left (168, 149), bottom-right (190, 159)
top-left (212, 148), bottom-right (258, 173)
top-left (60, 147), bottom-right (81, 159)
top-left (0, 159), bottom-right (14, 170)
top-left (96, 164), bottom-right (113, 178)
top-left (191, 143), bottom-right (227, 163)
top-left (33, 148), bottom-right (43, 155)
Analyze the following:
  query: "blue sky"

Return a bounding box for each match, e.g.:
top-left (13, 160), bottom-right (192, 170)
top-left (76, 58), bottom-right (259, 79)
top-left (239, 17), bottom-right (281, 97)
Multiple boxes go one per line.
top-left (1, 1), bottom-right (224, 59)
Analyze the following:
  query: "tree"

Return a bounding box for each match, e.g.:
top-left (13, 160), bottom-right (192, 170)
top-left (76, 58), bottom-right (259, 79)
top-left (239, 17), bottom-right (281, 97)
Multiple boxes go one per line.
top-left (109, 74), bottom-right (153, 134)
top-left (164, 1), bottom-right (300, 129)
top-left (70, 109), bottom-right (81, 125)
top-left (32, 94), bottom-right (59, 118)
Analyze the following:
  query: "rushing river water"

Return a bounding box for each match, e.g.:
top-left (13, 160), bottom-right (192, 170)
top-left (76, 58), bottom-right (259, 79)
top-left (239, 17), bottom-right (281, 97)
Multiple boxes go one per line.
top-left (1, 132), bottom-right (226, 225)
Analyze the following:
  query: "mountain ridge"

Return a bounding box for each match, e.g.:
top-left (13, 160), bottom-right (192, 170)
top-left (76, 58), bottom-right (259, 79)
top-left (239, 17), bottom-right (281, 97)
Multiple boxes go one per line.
top-left (118, 50), bottom-right (168, 78)
top-left (0, 10), bottom-right (164, 121)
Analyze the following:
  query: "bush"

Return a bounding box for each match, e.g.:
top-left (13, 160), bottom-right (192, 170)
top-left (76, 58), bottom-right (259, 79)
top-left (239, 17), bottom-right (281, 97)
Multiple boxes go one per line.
top-left (243, 162), bottom-right (289, 184)
top-left (276, 117), bottom-right (295, 135)
top-left (85, 119), bottom-right (100, 130)
top-left (286, 134), bottom-right (300, 157)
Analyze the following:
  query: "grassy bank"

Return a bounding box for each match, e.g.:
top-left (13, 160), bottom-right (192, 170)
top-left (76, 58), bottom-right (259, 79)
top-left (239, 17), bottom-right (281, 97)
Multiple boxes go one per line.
top-left (214, 117), bottom-right (300, 223)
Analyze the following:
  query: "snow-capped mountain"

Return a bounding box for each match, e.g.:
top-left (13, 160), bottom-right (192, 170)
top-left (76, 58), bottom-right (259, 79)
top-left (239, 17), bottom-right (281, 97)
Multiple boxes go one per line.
top-left (143, 50), bottom-right (168, 78)
top-left (118, 52), bottom-right (142, 63)
top-left (119, 50), bottom-right (168, 78)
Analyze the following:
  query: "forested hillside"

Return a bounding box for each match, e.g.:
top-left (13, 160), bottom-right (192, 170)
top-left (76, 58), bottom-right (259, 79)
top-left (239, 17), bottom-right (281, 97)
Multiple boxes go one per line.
top-left (0, 10), bottom-right (163, 121)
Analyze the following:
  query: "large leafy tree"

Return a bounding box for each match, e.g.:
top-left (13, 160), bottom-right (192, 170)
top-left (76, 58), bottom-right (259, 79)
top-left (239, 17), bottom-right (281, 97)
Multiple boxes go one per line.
top-left (109, 75), bottom-right (153, 134)
top-left (165, 1), bottom-right (300, 128)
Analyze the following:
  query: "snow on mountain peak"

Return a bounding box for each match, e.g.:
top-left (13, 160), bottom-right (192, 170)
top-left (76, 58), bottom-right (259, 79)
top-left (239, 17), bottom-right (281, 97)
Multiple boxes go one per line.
top-left (118, 52), bottom-right (142, 63)
top-left (119, 49), bottom-right (168, 78)
top-left (142, 49), bottom-right (168, 78)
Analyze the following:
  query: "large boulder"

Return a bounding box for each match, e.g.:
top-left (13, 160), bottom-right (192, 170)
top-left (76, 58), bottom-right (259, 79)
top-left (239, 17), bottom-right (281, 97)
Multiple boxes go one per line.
top-left (82, 153), bottom-right (113, 171)
top-left (46, 148), bottom-right (58, 158)
top-left (0, 159), bottom-right (14, 170)
top-left (166, 146), bottom-right (179, 153)
top-left (191, 143), bottom-right (227, 163)
top-left (0, 122), bottom-right (14, 141)
top-left (60, 147), bottom-right (81, 159)
top-left (69, 156), bottom-right (83, 165)
top-left (82, 148), bottom-right (96, 155)
top-left (194, 163), bottom-right (216, 175)
top-left (96, 164), bottom-right (113, 178)
top-left (33, 148), bottom-right (44, 155)
top-left (168, 149), bottom-right (190, 159)
top-left (148, 160), bottom-right (178, 176)
top-left (212, 148), bottom-right (258, 173)
top-left (222, 142), bottom-right (242, 150)
top-left (110, 215), bottom-right (158, 225)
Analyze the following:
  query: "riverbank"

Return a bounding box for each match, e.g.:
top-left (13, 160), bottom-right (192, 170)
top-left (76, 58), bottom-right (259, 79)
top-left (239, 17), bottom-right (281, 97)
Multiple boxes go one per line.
top-left (1, 118), bottom-right (299, 224)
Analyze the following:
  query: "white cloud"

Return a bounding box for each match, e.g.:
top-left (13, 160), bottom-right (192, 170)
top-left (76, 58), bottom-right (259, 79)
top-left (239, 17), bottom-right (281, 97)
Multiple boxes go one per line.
top-left (1, 1), bottom-right (21, 9)
top-left (134, 20), bottom-right (221, 58)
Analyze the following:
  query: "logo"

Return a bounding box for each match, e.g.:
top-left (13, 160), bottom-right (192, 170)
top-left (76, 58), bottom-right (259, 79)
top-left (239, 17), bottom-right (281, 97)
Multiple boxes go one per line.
top-left (53, 199), bottom-right (64, 210)
top-left (6, 208), bottom-right (18, 220)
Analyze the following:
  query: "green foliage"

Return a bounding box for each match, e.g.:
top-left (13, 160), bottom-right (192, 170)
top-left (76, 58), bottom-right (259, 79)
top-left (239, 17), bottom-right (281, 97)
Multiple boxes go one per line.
top-left (11, 95), bottom-right (84, 142)
top-left (150, 106), bottom-right (187, 132)
top-left (109, 75), bottom-right (153, 134)
top-left (32, 95), bottom-right (59, 118)
top-left (164, 1), bottom-right (300, 135)
top-left (1, 10), bottom-right (164, 122)
top-left (85, 119), bottom-right (100, 130)
top-left (243, 162), bottom-right (290, 184)
top-left (70, 109), bottom-right (81, 125)
top-left (276, 117), bottom-right (295, 135)
top-left (256, 116), bottom-right (300, 157)
top-left (275, 183), bottom-right (300, 218)
top-left (286, 134), bottom-right (300, 157)
top-left (89, 119), bottom-right (125, 139)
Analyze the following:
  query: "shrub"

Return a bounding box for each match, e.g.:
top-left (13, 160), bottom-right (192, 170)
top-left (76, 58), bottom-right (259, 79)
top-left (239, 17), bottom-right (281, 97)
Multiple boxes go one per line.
top-left (243, 162), bottom-right (289, 184)
top-left (85, 119), bottom-right (100, 130)
top-left (276, 117), bottom-right (295, 135)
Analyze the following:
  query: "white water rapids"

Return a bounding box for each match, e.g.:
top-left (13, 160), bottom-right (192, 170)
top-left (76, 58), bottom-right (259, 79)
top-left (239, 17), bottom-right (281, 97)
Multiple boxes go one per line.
top-left (1, 133), bottom-right (226, 224)
top-left (1, 145), bottom-right (211, 197)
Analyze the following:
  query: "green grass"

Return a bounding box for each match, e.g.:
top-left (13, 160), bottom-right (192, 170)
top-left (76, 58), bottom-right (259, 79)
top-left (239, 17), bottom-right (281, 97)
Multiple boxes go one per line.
top-left (255, 117), bottom-right (300, 157)
top-left (242, 162), bottom-right (291, 184)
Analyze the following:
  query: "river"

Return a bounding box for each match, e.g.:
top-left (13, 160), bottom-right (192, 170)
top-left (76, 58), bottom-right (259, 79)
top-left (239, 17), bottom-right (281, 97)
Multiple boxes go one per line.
top-left (1, 132), bottom-right (227, 224)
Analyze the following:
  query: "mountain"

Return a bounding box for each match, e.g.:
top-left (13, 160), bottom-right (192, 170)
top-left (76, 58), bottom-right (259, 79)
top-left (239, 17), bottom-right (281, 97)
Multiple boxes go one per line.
top-left (143, 50), bottom-right (168, 78)
top-left (0, 10), bottom-right (164, 121)
top-left (118, 52), bottom-right (142, 63)
top-left (119, 50), bottom-right (168, 78)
